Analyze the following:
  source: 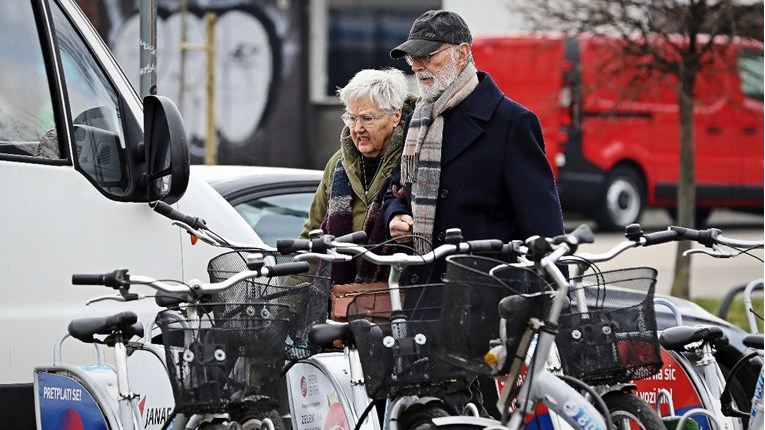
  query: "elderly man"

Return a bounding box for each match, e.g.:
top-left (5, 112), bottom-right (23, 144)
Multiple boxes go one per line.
top-left (383, 9), bottom-right (566, 417)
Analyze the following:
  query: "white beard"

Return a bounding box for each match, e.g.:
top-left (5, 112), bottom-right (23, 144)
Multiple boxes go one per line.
top-left (417, 56), bottom-right (459, 102)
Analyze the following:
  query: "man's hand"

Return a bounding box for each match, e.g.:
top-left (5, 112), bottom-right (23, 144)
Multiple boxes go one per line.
top-left (389, 214), bottom-right (414, 244)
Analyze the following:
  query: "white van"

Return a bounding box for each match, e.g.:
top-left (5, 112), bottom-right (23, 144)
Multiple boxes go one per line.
top-left (0, 0), bottom-right (259, 426)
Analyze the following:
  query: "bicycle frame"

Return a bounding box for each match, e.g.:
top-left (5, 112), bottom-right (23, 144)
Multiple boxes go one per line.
top-left (491, 238), bottom-right (608, 430)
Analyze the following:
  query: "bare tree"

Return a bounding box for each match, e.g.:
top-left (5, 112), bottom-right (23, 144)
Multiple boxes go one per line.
top-left (512, 0), bottom-right (762, 298)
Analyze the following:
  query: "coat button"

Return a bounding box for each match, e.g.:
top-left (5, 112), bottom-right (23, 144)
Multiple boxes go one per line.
top-left (410, 274), bottom-right (419, 284)
top-left (440, 188), bottom-right (449, 199)
top-left (437, 232), bottom-right (445, 241)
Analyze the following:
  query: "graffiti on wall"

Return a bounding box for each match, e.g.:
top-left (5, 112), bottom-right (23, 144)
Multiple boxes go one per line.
top-left (97, 1), bottom-right (285, 160)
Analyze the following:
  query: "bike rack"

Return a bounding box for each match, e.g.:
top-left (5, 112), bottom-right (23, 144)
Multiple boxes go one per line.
top-left (655, 388), bottom-right (676, 416)
top-left (744, 279), bottom-right (763, 334)
top-left (654, 297), bottom-right (684, 326)
top-left (53, 333), bottom-right (106, 366)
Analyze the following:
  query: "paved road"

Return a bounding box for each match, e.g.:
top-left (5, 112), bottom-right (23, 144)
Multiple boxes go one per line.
top-left (564, 209), bottom-right (764, 298)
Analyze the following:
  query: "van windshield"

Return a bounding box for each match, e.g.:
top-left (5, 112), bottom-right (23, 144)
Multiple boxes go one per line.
top-left (738, 49), bottom-right (764, 101)
top-left (0, 2), bottom-right (60, 159)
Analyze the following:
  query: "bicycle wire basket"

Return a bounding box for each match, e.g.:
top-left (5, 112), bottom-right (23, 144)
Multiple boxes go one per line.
top-left (346, 283), bottom-right (473, 400)
top-left (156, 301), bottom-right (290, 413)
top-left (556, 267), bottom-right (662, 385)
top-left (155, 250), bottom-right (331, 413)
top-left (439, 255), bottom-right (553, 376)
top-left (207, 249), bottom-right (332, 359)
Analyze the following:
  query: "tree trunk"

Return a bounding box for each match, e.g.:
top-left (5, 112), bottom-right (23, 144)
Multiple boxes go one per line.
top-left (671, 73), bottom-right (696, 299)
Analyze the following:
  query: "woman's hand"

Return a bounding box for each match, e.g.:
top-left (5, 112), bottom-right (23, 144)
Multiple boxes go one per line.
top-left (389, 214), bottom-right (414, 243)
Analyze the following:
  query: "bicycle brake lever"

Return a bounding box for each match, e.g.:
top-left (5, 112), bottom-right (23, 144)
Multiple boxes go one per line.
top-left (86, 294), bottom-right (145, 305)
top-left (171, 220), bottom-right (218, 245)
top-left (682, 248), bottom-right (736, 258)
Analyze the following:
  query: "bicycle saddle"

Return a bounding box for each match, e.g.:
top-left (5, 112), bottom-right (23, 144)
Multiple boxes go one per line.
top-left (308, 321), bottom-right (352, 348)
top-left (659, 325), bottom-right (728, 351)
top-left (68, 311), bottom-right (144, 343)
top-left (155, 291), bottom-right (187, 308)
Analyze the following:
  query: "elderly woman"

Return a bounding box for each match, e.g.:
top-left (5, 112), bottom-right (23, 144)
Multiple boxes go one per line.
top-left (300, 68), bottom-right (416, 283)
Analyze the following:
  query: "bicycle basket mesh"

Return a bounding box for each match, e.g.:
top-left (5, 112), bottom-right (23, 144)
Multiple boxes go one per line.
top-left (156, 302), bottom-right (290, 413)
top-left (207, 250), bottom-right (331, 358)
top-left (346, 283), bottom-right (472, 400)
top-left (439, 255), bottom-right (552, 376)
top-left (556, 267), bottom-right (661, 385)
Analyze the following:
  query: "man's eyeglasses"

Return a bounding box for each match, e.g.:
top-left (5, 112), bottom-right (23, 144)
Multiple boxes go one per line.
top-left (405, 45), bottom-right (451, 66)
top-left (341, 112), bottom-right (388, 128)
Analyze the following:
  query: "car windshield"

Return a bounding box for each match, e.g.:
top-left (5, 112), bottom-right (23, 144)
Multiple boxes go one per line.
top-left (233, 192), bottom-right (313, 246)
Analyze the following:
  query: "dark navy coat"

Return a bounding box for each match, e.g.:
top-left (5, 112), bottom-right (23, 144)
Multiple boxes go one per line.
top-left (383, 71), bottom-right (565, 286)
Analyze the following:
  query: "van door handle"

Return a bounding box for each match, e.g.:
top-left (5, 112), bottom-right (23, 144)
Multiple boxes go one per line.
top-left (742, 126), bottom-right (757, 135)
top-left (706, 126), bottom-right (722, 135)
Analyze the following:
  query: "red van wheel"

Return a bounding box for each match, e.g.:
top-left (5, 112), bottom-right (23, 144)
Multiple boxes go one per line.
top-left (594, 166), bottom-right (645, 231)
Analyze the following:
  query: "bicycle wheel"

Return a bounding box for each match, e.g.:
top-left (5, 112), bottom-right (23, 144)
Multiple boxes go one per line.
top-left (605, 393), bottom-right (664, 430)
top-left (398, 403), bottom-right (452, 430)
top-left (237, 407), bottom-right (286, 430)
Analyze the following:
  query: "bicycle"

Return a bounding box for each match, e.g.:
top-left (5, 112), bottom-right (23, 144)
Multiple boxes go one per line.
top-left (283, 225), bottom-right (615, 430)
top-left (277, 227), bottom-right (515, 429)
top-left (664, 226), bottom-right (764, 430)
top-left (665, 226), bottom-right (762, 430)
top-left (721, 333), bottom-right (762, 430)
top-left (46, 259), bottom-right (313, 430)
top-left (34, 201), bottom-right (329, 430)
top-left (589, 225), bottom-right (763, 430)
top-left (718, 280), bottom-right (763, 430)
top-left (431, 224), bottom-right (680, 429)
top-left (540, 224), bottom-right (722, 430)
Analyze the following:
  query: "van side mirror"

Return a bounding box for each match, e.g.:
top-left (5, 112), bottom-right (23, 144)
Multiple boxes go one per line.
top-left (143, 95), bottom-right (190, 204)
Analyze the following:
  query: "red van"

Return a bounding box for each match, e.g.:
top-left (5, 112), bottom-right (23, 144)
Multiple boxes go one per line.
top-left (473, 33), bottom-right (764, 230)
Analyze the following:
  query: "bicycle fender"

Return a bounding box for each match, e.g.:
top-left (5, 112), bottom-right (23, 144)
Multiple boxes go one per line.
top-left (431, 416), bottom-right (503, 428)
top-left (601, 383), bottom-right (639, 396)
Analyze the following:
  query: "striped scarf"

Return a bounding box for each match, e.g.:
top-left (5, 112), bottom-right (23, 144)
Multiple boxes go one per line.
top-left (401, 62), bottom-right (478, 253)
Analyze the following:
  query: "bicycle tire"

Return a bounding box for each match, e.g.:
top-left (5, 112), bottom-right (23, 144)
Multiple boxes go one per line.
top-left (398, 403), bottom-right (452, 430)
top-left (604, 392), bottom-right (664, 430)
top-left (238, 408), bottom-right (286, 430)
top-left (197, 424), bottom-right (232, 430)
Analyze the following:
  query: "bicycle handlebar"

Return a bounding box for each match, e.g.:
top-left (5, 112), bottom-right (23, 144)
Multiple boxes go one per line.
top-left (72, 269), bottom-right (129, 287)
top-left (152, 201), bottom-right (206, 230)
top-left (641, 229), bottom-right (679, 246)
top-left (276, 231), bottom-right (369, 254)
top-left (281, 232), bottom-right (506, 267)
top-left (670, 225), bottom-right (764, 249)
top-left (563, 223), bottom-right (763, 266)
top-left (72, 261), bottom-right (310, 302)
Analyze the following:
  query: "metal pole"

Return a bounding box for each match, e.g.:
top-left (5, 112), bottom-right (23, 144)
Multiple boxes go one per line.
top-left (204, 12), bottom-right (216, 165)
top-left (139, 0), bottom-right (157, 97)
top-left (178, 0), bottom-right (188, 112)
top-left (179, 11), bottom-right (217, 165)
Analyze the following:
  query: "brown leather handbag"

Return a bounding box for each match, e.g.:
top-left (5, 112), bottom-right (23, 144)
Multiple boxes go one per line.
top-left (330, 282), bottom-right (401, 321)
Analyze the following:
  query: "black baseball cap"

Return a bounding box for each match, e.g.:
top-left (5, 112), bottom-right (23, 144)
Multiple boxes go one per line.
top-left (390, 10), bottom-right (472, 59)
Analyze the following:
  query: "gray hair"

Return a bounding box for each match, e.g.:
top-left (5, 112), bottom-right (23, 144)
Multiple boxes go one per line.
top-left (337, 68), bottom-right (408, 113)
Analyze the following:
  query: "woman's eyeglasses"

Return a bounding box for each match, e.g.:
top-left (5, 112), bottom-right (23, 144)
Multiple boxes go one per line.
top-left (341, 112), bottom-right (389, 128)
top-left (405, 45), bottom-right (451, 66)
